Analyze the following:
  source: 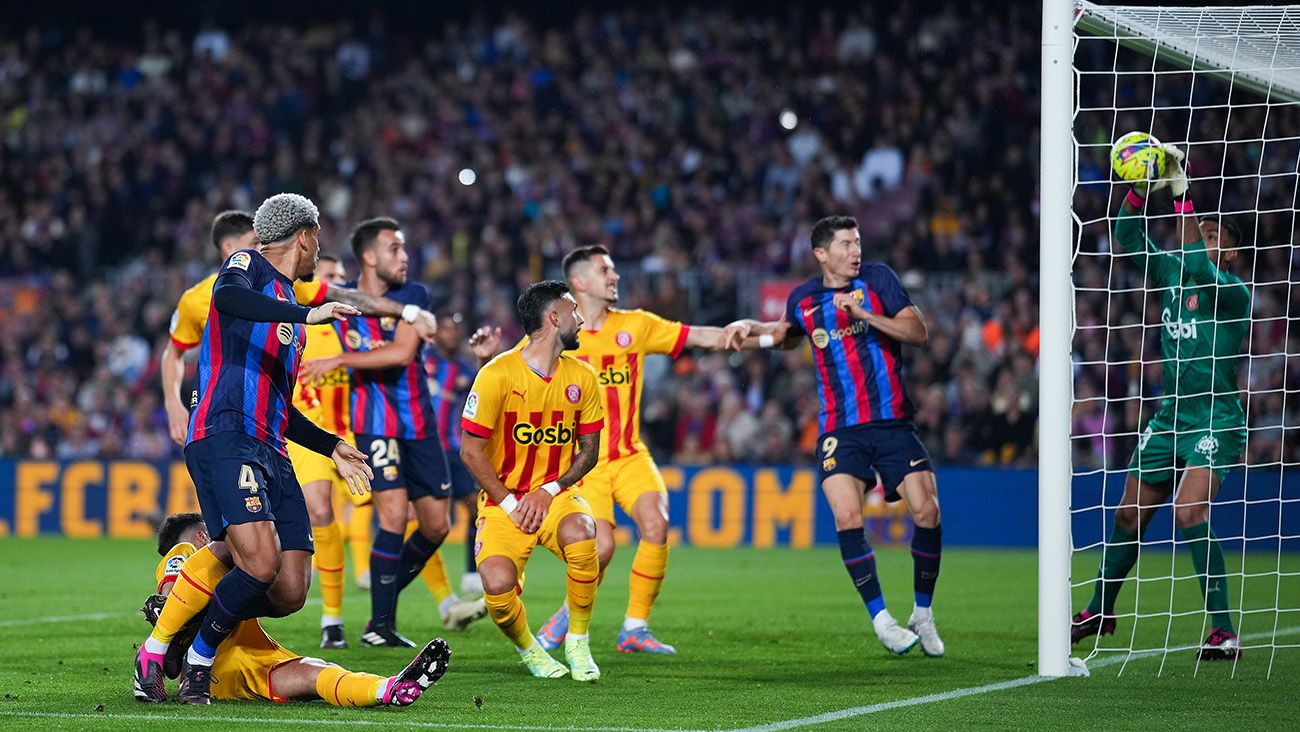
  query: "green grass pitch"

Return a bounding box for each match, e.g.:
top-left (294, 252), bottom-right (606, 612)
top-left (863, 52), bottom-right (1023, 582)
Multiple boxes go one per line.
top-left (0, 538), bottom-right (1295, 730)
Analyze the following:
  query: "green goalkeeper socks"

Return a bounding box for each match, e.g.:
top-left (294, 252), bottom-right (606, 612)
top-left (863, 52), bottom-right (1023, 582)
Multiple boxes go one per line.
top-left (1180, 521), bottom-right (1235, 634)
top-left (1086, 523), bottom-right (1141, 616)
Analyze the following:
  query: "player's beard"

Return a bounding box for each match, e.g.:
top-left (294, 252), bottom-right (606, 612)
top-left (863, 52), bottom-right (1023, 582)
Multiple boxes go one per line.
top-left (560, 327), bottom-right (580, 350)
top-left (379, 263), bottom-right (407, 287)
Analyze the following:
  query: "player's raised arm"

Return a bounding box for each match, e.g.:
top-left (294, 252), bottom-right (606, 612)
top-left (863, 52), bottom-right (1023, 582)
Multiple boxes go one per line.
top-left (320, 286), bottom-right (439, 343)
top-left (212, 260), bottom-right (359, 325)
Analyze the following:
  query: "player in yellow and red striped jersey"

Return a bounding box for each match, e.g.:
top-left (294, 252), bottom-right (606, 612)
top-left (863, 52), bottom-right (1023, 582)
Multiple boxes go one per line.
top-left (139, 513), bottom-right (449, 707)
top-left (286, 254), bottom-right (360, 650)
top-left (459, 281), bottom-right (605, 681)
top-left (534, 246), bottom-right (768, 655)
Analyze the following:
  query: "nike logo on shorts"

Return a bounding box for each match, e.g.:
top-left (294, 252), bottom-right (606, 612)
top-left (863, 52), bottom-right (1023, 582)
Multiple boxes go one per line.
top-left (909, 458), bottom-right (927, 467)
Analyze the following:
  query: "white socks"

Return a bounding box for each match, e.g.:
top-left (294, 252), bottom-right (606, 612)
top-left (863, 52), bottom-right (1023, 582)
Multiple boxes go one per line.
top-left (143, 636), bottom-right (168, 655)
top-left (622, 617), bottom-right (648, 632)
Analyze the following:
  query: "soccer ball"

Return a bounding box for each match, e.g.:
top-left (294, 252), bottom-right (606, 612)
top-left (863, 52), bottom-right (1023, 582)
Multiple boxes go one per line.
top-left (1110, 131), bottom-right (1167, 182)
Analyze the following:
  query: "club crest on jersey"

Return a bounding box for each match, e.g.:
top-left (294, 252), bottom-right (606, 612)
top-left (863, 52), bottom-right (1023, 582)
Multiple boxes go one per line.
top-left (383, 465), bottom-right (399, 482)
top-left (245, 496), bottom-right (262, 513)
top-left (345, 330), bottom-right (362, 350)
top-left (276, 322), bottom-right (295, 346)
top-left (851, 289), bottom-right (865, 304)
top-left (380, 317), bottom-right (398, 331)
top-left (616, 331), bottom-right (633, 348)
top-left (566, 384), bottom-right (581, 403)
top-left (227, 251), bottom-right (251, 271)
top-left (1186, 294), bottom-right (1199, 310)
top-left (463, 391), bottom-right (480, 418)
top-left (822, 457), bottom-right (837, 472)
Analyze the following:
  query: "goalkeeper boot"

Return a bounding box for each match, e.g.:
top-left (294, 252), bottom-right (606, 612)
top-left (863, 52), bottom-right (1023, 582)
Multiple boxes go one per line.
top-left (380, 638), bottom-right (452, 706)
top-left (872, 610), bottom-right (920, 655)
top-left (440, 596), bottom-right (489, 631)
top-left (519, 639), bottom-right (569, 679)
top-left (565, 636), bottom-right (601, 682)
top-left (1070, 610), bottom-right (1116, 645)
top-left (132, 646), bottom-right (166, 703)
top-left (362, 622), bottom-right (418, 649)
top-left (537, 605), bottom-right (569, 651)
top-left (616, 626), bottom-right (676, 654)
top-left (177, 658), bottom-right (212, 705)
top-left (907, 608), bottom-right (946, 657)
top-left (1197, 629), bottom-right (1242, 661)
top-left (321, 623), bottom-right (348, 649)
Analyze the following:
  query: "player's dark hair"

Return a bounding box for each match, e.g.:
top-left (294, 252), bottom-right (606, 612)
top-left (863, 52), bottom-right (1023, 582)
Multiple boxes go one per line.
top-left (350, 217), bottom-right (401, 260)
top-left (318, 253), bottom-right (340, 264)
top-left (210, 210), bottom-right (254, 253)
top-left (561, 245), bottom-right (610, 280)
top-left (1200, 214), bottom-right (1243, 249)
top-left (810, 215), bottom-right (859, 250)
top-left (517, 280), bottom-right (571, 334)
top-left (156, 512), bottom-right (205, 556)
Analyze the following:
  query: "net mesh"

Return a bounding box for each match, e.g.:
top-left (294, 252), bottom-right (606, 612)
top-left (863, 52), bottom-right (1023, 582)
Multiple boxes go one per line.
top-left (1071, 1), bottom-right (1300, 678)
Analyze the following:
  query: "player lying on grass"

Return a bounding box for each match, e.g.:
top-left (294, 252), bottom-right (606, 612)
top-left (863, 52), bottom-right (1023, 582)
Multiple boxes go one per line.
top-left (1072, 145), bottom-right (1250, 660)
top-left (140, 513), bottom-right (451, 706)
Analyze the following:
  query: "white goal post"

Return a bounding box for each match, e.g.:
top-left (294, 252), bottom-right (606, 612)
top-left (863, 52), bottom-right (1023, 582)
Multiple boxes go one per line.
top-left (1041, 1), bottom-right (1300, 678)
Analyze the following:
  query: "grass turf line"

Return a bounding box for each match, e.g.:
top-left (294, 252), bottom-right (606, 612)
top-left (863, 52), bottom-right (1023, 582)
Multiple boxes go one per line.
top-left (0, 538), bottom-right (1294, 731)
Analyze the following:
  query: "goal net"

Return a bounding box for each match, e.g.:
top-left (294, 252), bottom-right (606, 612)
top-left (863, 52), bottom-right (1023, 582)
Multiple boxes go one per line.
top-left (1060, 2), bottom-right (1300, 677)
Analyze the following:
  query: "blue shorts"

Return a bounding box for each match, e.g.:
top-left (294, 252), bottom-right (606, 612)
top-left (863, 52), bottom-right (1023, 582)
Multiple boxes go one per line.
top-left (356, 433), bottom-right (450, 500)
top-left (817, 421), bottom-right (932, 502)
top-left (445, 449), bottom-right (479, 499)
top-left (184, 432), bottom-right (313, 553)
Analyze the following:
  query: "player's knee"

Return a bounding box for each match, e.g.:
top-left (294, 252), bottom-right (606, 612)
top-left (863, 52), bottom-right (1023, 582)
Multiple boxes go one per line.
top-left (1114, 506), bottom-right (1141, 533)
top-left (1174, 503), bottom-right (1208, 529)
top-left (831, 508), bottom-right (862, 531)
top-left (479, 562), bottom-right (517, 596)
top-left (638, 514), bottom-right (669, 544)
top-left (911, 501), bottom-right (940, 529)
top-left (306, 503), bottom-right (334, 527)
top-left (557, 513), bottom-right (596, 546)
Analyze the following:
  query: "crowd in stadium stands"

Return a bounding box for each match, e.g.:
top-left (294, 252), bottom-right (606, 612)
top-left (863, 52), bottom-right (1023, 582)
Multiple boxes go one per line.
top-left (1, 4), bottom-right (1059, 471)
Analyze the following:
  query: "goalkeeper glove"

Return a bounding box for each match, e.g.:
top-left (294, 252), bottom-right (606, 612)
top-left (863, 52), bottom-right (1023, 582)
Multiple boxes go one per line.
top-left (1161, 143), bottom-right (1189, 198)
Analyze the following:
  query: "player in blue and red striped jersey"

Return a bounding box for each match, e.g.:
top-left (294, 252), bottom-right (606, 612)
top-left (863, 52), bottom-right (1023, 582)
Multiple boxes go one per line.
top-left (136, 193), bottom-right (376, 705)
top-left (300, 218), bottom-right (451, 648)
top-left (748, 215), bottom-right (945, 658)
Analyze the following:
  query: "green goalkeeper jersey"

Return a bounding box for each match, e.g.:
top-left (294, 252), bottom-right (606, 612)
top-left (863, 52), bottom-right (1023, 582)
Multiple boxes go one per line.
top-left (1112, 206), bottom-right (1250, 429)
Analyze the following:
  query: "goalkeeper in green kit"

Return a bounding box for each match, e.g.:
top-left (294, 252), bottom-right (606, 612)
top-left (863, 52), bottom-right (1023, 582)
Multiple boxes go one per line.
top-left (1072, 143), bottom-right (1250, 660)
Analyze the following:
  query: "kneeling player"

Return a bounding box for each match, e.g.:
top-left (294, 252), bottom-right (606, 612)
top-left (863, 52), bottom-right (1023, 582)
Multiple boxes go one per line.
top-left (138, 513), bottom-right (450, 706)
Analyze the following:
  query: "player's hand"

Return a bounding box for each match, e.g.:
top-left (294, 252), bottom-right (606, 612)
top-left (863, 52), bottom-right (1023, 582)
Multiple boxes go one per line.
top-left (165, 400), bottom-right (190, 446)
top-left (772, 319), bottom-right (792, 343)
top-left (332, 441), bottom-right (374, 497)
top-left (469, 326), bottom-right (503, 361)
top-left (832, 292), bottom-right (868, 320)
top-left (512, 490), bottom-right (552, 534)
top-left (307, 301), bottom-right (360, 325)
top-left (300, 356), bottom-right (340, 385)
top-left (1161, 143), bottom-right (1189, 198)
top-left (721, 320), bottom-right (751, 350)
top-left (411, 310), bottom-right (438, 344)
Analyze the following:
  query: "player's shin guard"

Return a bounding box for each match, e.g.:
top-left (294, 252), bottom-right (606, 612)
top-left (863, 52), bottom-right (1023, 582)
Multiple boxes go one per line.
top-left (1086, 523), bottom-right (1140, 616)
top-left (1181, 521), bottom-right (1235, 633)
top-left (485, 589), bottom-right (535, 649)
top-left (314, 663), bottom-right (386, 707)
top-left (191, 568), bottom-right (271, 664)
top-left (564, 538), bottom-right (600, 636)
top-left (152, 546), bottom-right (229, 646)
top-left (838, 528), bottom-right (886, 619)
top-left (369, 529), bottom-right (404, 627)
top-left (313, 524), bottom-right (346, 619)
top-left (626, 540), bottom-right (668, 622)
top-left (910, 525), bottom-right (941, 608)
top-left (349, 506), bottom-right (372, 582)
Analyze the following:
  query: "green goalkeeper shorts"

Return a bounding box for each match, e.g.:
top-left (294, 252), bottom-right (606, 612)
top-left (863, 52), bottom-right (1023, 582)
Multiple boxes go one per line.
top-left (1127, 408), bottom-right (1245, 488)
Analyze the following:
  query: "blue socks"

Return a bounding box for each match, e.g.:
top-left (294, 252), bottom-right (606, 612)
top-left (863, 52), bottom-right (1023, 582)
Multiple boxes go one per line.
top-left (911, 524), bottom-right (942, 608)
top-left (191, 567), bottom-right (271, 663)
top-left (368, 529), bottom-right (404, 627)
top-left (838, 528), bottom-right (887, 619)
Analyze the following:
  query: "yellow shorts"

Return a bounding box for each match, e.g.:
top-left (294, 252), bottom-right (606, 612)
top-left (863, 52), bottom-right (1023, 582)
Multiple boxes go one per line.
top-left (288, 432), bottom-right (370, 506)
top-left (474, 490), bottom-right (595, 576)
top-left (211, 621), bottom-right (300, 702)
top-left (577, 451), bottom-right (667, 524)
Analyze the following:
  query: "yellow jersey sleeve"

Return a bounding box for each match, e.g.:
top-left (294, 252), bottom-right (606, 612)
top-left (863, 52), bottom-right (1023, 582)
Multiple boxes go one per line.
top-left (169, 276), bottom-right (216, 351)
top-left (634, 309), bottom-right (690, 358)
top-left (573, 361), bottom-right (605, 435)
top-left (154, 542), bottom-right (197, 593)
top-left (293, 279), bottom-right (329, 306)
top-left (460, 361), bottom-right (507, 439)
